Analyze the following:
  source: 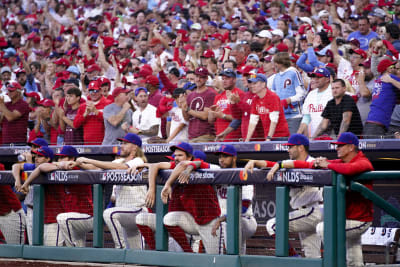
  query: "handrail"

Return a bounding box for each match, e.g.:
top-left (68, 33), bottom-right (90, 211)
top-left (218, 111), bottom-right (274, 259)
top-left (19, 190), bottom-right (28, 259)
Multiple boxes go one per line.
top-left (0, 169), bottom-right (399, 267)
top-left (354, 171), bottom-right (400, 181)
top-left (350, 181), bottom-right (400, 222)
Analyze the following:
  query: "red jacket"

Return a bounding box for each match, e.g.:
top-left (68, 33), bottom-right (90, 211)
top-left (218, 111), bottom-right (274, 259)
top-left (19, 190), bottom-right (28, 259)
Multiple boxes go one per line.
top-left (294, 151), bottom-right (374, 221)
top-left (73, 97), bottom-right (111, 145)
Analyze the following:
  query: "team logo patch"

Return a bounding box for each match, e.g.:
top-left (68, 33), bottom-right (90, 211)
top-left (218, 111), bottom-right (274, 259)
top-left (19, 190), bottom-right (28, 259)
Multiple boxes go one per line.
top-left (239, 170), bottom-right (248, 181)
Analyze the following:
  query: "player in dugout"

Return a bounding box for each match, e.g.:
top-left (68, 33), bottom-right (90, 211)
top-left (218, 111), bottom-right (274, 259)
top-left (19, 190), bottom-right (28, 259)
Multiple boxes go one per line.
top-left (245, 133), bottom-right (323, 258)
top-left (268, 132), bottom-right (373, 266)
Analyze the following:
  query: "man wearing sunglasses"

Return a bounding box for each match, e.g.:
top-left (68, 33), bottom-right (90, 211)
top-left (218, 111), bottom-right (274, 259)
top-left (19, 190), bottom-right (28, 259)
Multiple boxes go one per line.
top-left (0, 81), bottom-right (29, 145)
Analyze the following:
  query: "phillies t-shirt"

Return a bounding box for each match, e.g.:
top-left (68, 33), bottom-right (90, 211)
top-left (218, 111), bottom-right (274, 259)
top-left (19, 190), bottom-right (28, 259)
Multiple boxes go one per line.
top-left (1, 99), bottom-right (29, 144)
top-left (213, 87), bottom-right (244, 141)
top-left (187, 88), bottom-right (216, 139)
top-left (251, 90), bottom-right (290, 138)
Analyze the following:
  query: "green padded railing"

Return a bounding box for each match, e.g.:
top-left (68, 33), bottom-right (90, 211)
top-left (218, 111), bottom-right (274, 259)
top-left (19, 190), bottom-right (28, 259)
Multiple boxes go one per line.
top-left (0, 170), bottom-right (399, 267)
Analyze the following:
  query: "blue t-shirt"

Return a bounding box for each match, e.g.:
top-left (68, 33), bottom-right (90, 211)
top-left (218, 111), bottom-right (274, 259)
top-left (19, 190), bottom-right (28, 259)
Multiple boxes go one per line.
top-left (23, 163), bottom-right (36, 171)
top-left (271, 68), bottom-right (305, 118)
top-left (367, 75), bottom-right (400, 128)
top-left (347, 31), bottom-right (378, 51)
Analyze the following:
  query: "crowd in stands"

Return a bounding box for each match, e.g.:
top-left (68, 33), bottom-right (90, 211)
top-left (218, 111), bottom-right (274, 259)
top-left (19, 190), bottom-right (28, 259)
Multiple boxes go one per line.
top-left (1, 0), bottom-right (400, 145)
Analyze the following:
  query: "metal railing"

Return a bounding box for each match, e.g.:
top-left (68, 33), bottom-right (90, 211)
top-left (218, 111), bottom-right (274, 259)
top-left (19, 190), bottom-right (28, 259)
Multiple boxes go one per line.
top-left (0, 169), bottom-right (399, 267)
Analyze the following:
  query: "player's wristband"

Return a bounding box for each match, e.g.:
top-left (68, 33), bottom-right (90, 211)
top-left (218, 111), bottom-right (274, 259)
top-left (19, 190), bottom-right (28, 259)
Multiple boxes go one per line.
top-left (277, 161), bottom-right (282, 169)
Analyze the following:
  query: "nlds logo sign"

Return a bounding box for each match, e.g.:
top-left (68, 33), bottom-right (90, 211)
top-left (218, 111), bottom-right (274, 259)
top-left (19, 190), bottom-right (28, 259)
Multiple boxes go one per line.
top-left (274, 144), bottom-right (288, 151)
top-left (276, 172), bottom-right (300, 183)
top-left (50, 172), bottom-right (79, 182)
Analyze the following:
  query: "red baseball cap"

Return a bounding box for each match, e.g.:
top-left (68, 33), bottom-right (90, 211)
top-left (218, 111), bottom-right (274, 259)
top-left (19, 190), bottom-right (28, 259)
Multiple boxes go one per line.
top-left (201, 49), bottom-right (215, 58)
top-left (38, 99), bottom-right (55, 107)
top-left (24, 92), bottom-right (41, 102)
top-left (149, 38), bottom-right (161, 47)
top-left (349, 49), bottom-right (368, 59)
top-left (112, 87), bottom-right (132, 98)
top-left (6, 81), bottom-right (22, 91)
top-left (98, 77), bottom-right (111, 86)
top-left (87, 64), bottom-right (101, 73)
top-left (88, 80), bottom-right (100, 90)
top-left (237, 65), bottom-right (255, 75)
top-left (195, 67), bottom-right (209, 77)
top-left (54, 58), bottom-right (70, 67)
top-left (144, 75), bottom-right (159, 86)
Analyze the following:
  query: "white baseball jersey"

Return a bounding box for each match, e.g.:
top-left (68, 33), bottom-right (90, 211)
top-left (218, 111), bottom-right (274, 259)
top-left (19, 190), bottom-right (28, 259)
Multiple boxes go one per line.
top-left (302, 85), bottom-right (333, 137)
top-left (288, 156), bottom-right (323, 209)
top-left (337, 57), bottom-right (353, 81)
top-left (112, 157), bottom-right (147, 208)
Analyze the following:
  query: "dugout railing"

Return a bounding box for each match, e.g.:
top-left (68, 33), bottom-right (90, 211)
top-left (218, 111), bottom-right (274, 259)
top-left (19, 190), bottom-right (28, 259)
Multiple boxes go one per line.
top-left (0, 169), bottom-right (399, 267)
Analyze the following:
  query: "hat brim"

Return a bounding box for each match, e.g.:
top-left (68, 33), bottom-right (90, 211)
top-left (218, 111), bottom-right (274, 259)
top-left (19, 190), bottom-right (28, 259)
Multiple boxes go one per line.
top-left (330, 141), bottom-right (348, 145)
top-left (170, 145), bottom-right (192, 154)
top-left (214, 151), bottom-right (236, 157)
top-left (32, 150), bottom-right (47, 157)
top-left (117, 138), bottom-right (136, 144)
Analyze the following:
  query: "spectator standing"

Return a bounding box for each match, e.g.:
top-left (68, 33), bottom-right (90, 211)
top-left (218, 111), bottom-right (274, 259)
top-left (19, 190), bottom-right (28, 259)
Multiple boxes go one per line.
top-left (209, 69), bottom-right (244, 142)
top-left (59, 88), bottom-right (84, 145)
top-left (313, 79), bottom-right (363, 139)
top-left (347, 16), bottom-right (378, 51)
top-left (364, 59), bottom-right (400, 138)
top-left (298, 68), bottom-right (333, 138)
top-left (102, 88), bottom-right (133, 145)
top-left (271, 52), bottom-right (306, 134)
top-left (0, 82), bottom-right (29, 145)
top-left (73, 81), bottom-right (111, 145)
top-left (182, 67), bottom-right (216, 142)
top-left (165, 88), bottom-right (189, 144)
top-left (123, 87), bottom-right (161, 144)
top-left (245, 74), bottom-right (289, 141)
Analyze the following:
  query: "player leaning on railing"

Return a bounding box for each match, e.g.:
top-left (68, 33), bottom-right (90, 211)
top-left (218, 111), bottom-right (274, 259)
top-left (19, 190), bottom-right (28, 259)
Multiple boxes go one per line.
top-left (245, 134), bottom-right (323, 258)
top-left (269, 132), bottom-right (374, 266)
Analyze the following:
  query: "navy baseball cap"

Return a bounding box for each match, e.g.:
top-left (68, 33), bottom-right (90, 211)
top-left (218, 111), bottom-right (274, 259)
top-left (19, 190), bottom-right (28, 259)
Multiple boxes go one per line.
top-left (308, 67), bottom-right (330, 78)
top-left (183, 82), bottom-right (197, 91)
top-left (219, 68), bottom-right (236, 78)
top-left (248, 73), bottom-right (268, 84)
top-left (214, 145), bottom-right (237, 157)
top-left (32, 146), bottom-right (54, 160)
top-left (193, 150), bottom-right (206, 161)
top-left (170, 142), bottom-right (193, 155)
top-left (331, 132), bottom-right (359, 146)
top-left (134, 87), bottom-right (149, 97)
top-left (283, 134), bottom-right (309, 146)
top-left (56, 145), bottom-right (79, 158)
top-left (28, 138), bottom-right (48, 147)
top-left (117, 133), bottom-right (142, 147)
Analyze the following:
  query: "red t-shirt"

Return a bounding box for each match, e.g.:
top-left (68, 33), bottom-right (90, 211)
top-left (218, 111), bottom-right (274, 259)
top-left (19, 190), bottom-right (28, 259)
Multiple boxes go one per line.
top-left (187, 88), bottom-right (216, 139)
top-left (0, 185), bottom-right (22, 215)
top-left (230, 91), bottom-right (264, 141)
top-left (251, 90), bottom-right (290, 138)
top-left (73, 96), bottom-right (112, 145)
top-left (213, 87), bottom-right (244, 142)
top-left (1, 99), bottom-right (30, 144)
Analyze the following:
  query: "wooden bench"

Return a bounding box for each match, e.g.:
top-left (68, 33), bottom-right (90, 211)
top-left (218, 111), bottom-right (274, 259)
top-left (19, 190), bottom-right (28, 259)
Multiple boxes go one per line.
top-left (246, 225), bottom-right (304, 256)
top-left (85, 225), bottom-right (115, 248)
top-left (362, 228), bottom-right (400, 264)
top-left (246, 225), bottom-right (400, 264)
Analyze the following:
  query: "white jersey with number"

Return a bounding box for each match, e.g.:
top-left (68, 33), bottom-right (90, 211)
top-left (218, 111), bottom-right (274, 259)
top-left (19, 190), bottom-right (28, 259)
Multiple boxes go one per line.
top-left (289, 156), bottom-right (323, 209)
